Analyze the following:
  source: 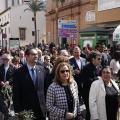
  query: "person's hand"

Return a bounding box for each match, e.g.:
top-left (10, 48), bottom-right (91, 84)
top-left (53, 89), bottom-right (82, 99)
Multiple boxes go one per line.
top-left (1, 82), bottom-right (5, 86)
top-left (66, 112), bottom-right (74, 119)
top-left (4, 81), bottom-right (9, 86)
top-left (77, 115), bottom-right (83, 120)
top-left (15, 114), bottom-right (19, 120)
top-left (75, 68), bottom-right (80, 74)
top-left (15, 115), bottom-right (19, 120)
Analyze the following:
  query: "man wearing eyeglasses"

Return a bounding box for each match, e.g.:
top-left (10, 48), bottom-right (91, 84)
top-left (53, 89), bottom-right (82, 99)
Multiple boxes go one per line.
top-left (0, 54), bottom-right (16, 87)
top-left (81, 51), bottom-right (102, 120)
top-left (13, 48), bottom-right (46, 120)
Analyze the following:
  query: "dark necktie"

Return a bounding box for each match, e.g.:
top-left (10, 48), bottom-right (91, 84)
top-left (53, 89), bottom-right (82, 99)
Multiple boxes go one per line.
top-left (31, 68), bottom-right (36, 86)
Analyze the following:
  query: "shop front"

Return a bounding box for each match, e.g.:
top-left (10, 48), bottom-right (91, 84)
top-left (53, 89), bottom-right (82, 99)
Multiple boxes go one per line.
top-left (79, 25), bottom-right (110, 50)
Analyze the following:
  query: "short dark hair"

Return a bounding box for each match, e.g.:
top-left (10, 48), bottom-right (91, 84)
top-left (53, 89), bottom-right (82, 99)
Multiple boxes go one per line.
top-left (83, 47), bottom-right (86, 51)
top-left (88, 51), bottom-right (102, 62)
top-left (112, 51), bottom-right (120, 61)
top-left (25, 47), bottom-right (35, 56)
top-left (44, 55), bottom-right (50, 60)
top-left (99, 66), bottom-right (112, 76)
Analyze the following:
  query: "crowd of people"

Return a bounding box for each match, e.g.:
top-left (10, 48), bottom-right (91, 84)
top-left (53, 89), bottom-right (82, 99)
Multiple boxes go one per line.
top-left (0, 42), bottom-right (119, 120)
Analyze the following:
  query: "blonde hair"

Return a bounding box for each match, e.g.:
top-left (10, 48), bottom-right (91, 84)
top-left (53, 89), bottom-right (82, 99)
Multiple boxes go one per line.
top-left (54, 62), bottom-right (74, 85)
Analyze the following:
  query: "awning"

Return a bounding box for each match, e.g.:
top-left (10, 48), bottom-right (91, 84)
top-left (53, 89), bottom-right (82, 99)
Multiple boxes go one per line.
top-left (113, 25), bottom-right (120, 41)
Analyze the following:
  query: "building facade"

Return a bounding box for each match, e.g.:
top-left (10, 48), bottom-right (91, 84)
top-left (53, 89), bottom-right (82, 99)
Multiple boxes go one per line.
top-left (0, 0), bottom-right (23, 13)
top-left (0, 1), bottom-right (46, 49)
top-left (0, 5), bottom-right (46, 49)
top-left (46, 0), bottom-right (120, 47)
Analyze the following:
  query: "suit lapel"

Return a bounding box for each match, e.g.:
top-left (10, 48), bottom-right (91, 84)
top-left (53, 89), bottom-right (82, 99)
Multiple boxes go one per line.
top-left (73, 58), bottom-right (80, 70)
top-left (36, 66), bottom-right (42, 89)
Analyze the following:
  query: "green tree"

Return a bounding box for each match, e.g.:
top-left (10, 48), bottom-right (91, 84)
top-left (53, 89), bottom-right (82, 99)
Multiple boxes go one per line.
top-left (52, 0), bottom-right (64, 45)
top-left (24, 0), bottom-right (46, 47)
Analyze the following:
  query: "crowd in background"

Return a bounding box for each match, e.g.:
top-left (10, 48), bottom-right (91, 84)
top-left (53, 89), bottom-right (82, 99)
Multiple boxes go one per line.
top-left (0, 42), bottom-right (119, 120)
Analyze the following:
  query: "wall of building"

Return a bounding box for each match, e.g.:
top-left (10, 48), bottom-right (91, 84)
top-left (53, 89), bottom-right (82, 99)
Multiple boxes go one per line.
top-left (0, 4), bottom-right (46, 49)
top-left (11, 4), bottom-right (46, 46)
top-left (0, 0), bottom-right (5, 13)
top-left (46, 0), bottom-right (120, 45)
top-left (46, 0), bottom-right (93, 45)
top-left (96, 4), bottom-right (120, 23)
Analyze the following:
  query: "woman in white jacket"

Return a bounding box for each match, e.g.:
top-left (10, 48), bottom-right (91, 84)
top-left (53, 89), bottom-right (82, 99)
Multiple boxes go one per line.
top-left (89, 66), bottom-right (119, 120)
top-left (110, 51), bottom-right (120, 75)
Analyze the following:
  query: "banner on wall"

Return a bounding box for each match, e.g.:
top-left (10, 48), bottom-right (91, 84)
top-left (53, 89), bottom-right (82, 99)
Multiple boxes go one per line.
top-left (9, 38), bottom-right (20, 50)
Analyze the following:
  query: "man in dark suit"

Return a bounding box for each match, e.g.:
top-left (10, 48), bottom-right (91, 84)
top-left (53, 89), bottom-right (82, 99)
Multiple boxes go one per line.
top-left (81, 51), bottom-right (102, 120)
top-left (13, 48), bottom-right (46, 120)
top-left (69, 46), bottom-right (86, 100)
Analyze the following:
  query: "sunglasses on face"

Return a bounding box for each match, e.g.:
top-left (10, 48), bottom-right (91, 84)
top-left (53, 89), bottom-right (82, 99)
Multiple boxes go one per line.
top-left (102, 71), bottom-right (111, 74)
top-left (60, 70), bottom-right (69, 74)
top-left (97, 58), bottom-right (102, 61)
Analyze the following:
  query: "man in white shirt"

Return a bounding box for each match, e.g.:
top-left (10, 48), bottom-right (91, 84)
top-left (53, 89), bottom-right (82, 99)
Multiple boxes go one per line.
top-left (69, 46), bottom-right (86, 100)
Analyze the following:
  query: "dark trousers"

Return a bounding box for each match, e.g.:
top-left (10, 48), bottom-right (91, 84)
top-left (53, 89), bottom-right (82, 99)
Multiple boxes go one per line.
top-left (34, 115), bottom-right (45, 120)
top-left (0, 95), bottom-right (8, 115)
top-left (82, 95), bottom-right (90, 120)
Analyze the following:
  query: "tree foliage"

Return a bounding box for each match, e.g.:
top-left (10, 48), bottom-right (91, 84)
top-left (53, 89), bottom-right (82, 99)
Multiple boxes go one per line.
top-left (24, 0), bottom-right (46, 47)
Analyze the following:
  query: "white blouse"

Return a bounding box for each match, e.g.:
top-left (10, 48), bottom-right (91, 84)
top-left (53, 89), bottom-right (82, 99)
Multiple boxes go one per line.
top-left (110, 59), bottom-right (120, 74)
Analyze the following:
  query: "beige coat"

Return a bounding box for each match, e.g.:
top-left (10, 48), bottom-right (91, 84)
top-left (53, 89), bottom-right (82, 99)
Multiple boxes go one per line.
top-left (89, 77), bottom-right (119, 120)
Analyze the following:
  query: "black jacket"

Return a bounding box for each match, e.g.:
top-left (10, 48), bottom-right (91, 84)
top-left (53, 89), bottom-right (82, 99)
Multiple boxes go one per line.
top-left (81, 62), bottom-right (99, 99)
top-left (13, 65), bottom-right (46, 120)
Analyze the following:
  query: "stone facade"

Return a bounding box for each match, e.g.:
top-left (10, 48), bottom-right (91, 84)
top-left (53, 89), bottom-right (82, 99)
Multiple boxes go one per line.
top-left (46, 0), bottom-right (120, 45)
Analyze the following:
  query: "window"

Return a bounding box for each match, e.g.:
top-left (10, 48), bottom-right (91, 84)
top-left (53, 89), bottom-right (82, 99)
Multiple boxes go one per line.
top-left (32, 17), bottom-right (34, 21)
top-left (32, 31), bottom-right (35, 36)
top-left (19, 28), bottom-right (26, 40)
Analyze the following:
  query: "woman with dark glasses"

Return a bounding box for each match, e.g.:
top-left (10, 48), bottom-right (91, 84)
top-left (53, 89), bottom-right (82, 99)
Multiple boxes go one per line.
top-left (12, 56), bottom-right (22, 68)
top-left (46, 62), bottom-right (82, 120)
top-left (89, 66), bottom-right (119, 120)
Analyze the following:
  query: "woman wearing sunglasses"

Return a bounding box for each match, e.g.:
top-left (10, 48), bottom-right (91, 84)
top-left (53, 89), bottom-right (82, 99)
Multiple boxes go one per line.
top-left (89, 66), bottom-right (119, 120)
top-left (12, 56), bottom-right (22, 68)
top-left (46, 62), bottom-right (82, 120)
